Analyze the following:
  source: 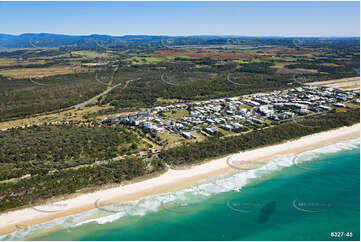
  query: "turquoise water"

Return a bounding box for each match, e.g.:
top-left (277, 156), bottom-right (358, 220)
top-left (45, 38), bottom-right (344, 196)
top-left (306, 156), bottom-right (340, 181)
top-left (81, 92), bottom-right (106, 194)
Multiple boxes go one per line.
top-left (2, 139), bottom-right (360, 241)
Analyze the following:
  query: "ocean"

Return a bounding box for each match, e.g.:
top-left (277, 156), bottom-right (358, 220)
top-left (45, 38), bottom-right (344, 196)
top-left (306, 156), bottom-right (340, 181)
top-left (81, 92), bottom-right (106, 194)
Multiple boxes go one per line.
top-left (1, 138), bottom-right (360, 241)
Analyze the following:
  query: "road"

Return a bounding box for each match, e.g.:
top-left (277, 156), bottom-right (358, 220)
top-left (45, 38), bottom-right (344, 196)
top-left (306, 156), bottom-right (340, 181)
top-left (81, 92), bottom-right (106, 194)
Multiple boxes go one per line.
top-left (73, 78), bottom-right (139, 109)
top-left (73, 82), bottom-right (123, 109)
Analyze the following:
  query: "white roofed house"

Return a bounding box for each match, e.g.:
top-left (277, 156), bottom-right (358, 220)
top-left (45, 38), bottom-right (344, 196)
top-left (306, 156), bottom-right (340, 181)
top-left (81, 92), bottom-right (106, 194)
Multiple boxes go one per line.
top-left (137, 112), bottom-right (154, 121)
top-left (230, 123), bottom-right (243, 129)
top-left (294, 103), bottom-right (308, 110)
top-left (332, 103), bottom-right (346, 108)
top-left (174, 123), bottom-right (184, 129)
top-left (284, 103), bottom-right (308, 110)
top-left (129, 119), bottom-right (141, 126)
top-left (237, 108), bottom-right (249, 118)
top-left (206, 119), bottom-right (215, 125)
top-left (211, 106), bottom-right (222, 112)
top-left (151, 126), bottom-right (165, 133)
top-left (319, 105), bottom-right (331, 111)
top-left (251, 118), bottom-right (264, 125)
top-left (273, 103), bottom-right (284, 109)
top-left (336, 94), bottom-right (348, 102)
top-left (277, 112), bottom-right (294, 120)
top-left (142, 122), bottom-right (152, 128)
top-left (233, 115), bottom-right (245, 121)
top-left (253, 98), bottom-right (270, 105)
top-left (245, 119), bottom-right (254, 125)
top-left (180, 132), bottom-right (192, 139)
top-left (189, 112), bottom-right (200, 118)
top-left (205, 127), bottom-right (217, 135)
top-left (268, 115), bottom-right (279, 121)
top-left (258, 105), bottom-right (274, 116)
top-left (243, 100), bottom-right (260, 107)
top-left (154, 119), bottom-right (163, 124)
top-left (220, 124), bottom-right (233, 131)
top-left (226, 110), bottom-right (235, 115)
top-left (152, 106), bottom-right (165, 112)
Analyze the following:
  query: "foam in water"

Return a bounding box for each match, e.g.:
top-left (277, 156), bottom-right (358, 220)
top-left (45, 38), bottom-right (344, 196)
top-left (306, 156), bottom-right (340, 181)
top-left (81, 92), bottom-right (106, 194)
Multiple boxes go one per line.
top-left (1, 138), bottom-right (359, 241)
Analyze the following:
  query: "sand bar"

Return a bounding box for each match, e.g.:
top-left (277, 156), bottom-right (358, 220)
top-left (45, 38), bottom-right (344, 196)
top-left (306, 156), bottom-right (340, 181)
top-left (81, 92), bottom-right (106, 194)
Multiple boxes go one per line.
top-left (0, 123), bottom-right (359, 235)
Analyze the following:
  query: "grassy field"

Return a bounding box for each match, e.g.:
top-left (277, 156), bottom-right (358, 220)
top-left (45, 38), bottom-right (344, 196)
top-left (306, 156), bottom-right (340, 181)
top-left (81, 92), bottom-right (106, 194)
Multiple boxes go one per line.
top-left (155, 97), bottom-right (180, 104)
top-left (162, 109), bottom-right (189, 120)
top-left (0, 65), bottom-right (86, 78)
top-left (0, 58), bottom-right (47, 67)
top-left (125, 56), bottom-right (166, 65)
top-left (156, 132), bottom-right (184, 148)
top-left (0, 105), bottom-right (113, 130)
top-left (308, 77), bottom-right (360, 91)
top-left (71, 50), bottom-right (109, 59)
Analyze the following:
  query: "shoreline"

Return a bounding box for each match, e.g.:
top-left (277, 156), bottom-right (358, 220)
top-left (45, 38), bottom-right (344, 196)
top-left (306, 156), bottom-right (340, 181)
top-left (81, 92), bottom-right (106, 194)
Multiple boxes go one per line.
top-left (0, 123), bottom-right (359, 235)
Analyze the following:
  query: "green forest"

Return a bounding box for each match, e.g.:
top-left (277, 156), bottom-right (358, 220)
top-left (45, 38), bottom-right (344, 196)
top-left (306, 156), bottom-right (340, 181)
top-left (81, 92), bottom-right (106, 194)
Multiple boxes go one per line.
top-left (0, 124), bottom-right (144, 181)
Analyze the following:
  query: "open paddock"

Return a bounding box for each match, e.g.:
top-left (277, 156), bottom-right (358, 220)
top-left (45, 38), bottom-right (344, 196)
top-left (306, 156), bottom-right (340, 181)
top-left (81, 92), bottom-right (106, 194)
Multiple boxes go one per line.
top-left (307, 77), bottom-right (360, 90)
top-left (0, 65), bottom-right (87, 78)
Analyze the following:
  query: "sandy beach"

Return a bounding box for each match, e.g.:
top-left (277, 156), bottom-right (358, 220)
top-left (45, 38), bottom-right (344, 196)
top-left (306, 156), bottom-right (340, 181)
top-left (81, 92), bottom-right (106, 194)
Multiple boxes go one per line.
top-left (0, 123), bottom-right (359, 235)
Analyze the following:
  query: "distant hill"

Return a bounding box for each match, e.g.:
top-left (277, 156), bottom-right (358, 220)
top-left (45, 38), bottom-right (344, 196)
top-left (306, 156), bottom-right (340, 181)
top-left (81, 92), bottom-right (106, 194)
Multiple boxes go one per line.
top-left (0, 33), bottom-right (359, 49)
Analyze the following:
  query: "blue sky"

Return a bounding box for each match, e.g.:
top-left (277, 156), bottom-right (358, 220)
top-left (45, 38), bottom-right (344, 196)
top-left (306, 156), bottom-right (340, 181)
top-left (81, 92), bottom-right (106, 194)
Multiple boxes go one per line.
top-left (0, 1), bottom-right (359, 37)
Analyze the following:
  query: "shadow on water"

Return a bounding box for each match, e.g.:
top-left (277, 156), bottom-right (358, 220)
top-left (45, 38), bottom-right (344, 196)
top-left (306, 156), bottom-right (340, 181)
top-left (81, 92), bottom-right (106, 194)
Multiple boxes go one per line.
top-left (256, 201), bottom-right (276, 224)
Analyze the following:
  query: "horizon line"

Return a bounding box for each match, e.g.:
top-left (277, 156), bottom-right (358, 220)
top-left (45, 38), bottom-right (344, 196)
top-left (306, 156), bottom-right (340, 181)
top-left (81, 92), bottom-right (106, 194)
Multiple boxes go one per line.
top-left (1, 32), bottom-right (360, 39)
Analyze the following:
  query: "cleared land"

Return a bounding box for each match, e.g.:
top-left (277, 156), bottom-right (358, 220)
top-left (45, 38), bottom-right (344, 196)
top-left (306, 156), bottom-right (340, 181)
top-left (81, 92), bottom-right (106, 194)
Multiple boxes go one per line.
top-left (308, 77), bottom-right (360, 91)
top-left (0, 65), bottom-right (85, 78)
